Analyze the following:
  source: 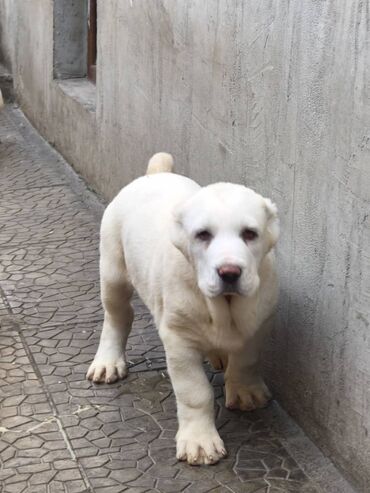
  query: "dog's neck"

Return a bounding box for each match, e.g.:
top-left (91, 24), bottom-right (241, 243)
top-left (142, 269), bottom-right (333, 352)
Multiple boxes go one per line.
top-left (202, 290), bottom-right (260, 350)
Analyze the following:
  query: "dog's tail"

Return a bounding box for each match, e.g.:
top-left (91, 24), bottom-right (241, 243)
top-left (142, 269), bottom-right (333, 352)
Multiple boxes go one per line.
top-left (146, 152), bottom-right (174, 175)
top-left (0, 89), bottom-right (4, 110)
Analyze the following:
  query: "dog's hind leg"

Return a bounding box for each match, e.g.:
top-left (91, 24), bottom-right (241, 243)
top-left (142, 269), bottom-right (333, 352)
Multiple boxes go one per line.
top-left (87, 215), bottom-right (134, 384)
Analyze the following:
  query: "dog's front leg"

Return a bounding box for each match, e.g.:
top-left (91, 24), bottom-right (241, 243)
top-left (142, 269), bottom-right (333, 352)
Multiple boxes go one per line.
top-left (224, 328), bottom-right (271, 411)
top-left (162, 330), bottom-right (226, 465)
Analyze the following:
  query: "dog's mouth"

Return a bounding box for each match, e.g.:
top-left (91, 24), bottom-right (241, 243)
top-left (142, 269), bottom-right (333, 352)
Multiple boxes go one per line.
top-left (220, 282), bottom-right (240, 296)
top-left (221, 283), bottom-right (254, 299)
top-left (201, 280), bottom-right (247, 299)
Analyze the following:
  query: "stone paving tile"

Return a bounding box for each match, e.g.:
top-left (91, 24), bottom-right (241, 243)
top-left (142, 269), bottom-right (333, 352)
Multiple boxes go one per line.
top-left (0, 328), bottom-right (89, 493)
top-left (2, 280), bottom-right (102, 328)
top-left (0, 240), bottom-right (98, 284)
top-left (0, 110), bottom-right (68, 190)
top-left (0, 187), bottom-right (99, 247)
top-left (0, 185), bottom-right (90, 217)
top-left (22, 314), bottom-right (165, 382)
top-left (0, 105), bottom-right (346, 492)
top-left (0, 239), bottom-right (102, 328)
top-left (0, 329), bottom-right (37, 387)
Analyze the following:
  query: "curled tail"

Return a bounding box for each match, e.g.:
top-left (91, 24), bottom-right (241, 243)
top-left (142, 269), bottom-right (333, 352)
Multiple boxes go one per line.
top-left (146, 152), bottom-right (174, 175)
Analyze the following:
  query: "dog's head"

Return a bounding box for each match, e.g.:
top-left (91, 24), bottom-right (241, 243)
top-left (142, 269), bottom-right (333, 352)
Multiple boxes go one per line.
top-left (172, 183), bottom-right (279, 298)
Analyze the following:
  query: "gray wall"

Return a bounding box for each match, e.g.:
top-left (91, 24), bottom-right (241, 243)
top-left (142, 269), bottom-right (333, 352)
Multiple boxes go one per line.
top-left (1, 1), bottom-right (369, 490)
top-left (0, 0), bottom-right (15, 69)
top-left (53, 0), bottom-right (88, 79)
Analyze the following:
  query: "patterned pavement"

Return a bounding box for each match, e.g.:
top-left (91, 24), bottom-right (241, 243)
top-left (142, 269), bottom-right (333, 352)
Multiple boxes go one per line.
top-left (0, 106), bottom-right (353, 493)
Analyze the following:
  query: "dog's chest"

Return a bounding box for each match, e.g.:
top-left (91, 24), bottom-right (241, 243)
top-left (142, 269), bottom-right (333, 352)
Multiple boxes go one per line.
top-left (163, 293), bottom-right (258, 353)
top-left (198, 300), bottom-right (257, 353)
top-left (201, 317), bottom-right (246, 353)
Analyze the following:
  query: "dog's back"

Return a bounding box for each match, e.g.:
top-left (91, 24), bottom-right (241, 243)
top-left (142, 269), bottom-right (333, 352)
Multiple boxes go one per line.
top-left (100, 154), bottom-right (199, 303)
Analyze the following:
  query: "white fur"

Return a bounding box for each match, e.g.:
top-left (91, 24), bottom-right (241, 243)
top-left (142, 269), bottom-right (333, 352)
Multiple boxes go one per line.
top-left (87, 153), bottom-right (279, 465)
top-left (146, 152), bottom-right (174, 174)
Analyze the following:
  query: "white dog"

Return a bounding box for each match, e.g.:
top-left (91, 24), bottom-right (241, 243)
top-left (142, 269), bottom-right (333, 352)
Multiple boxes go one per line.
top-left (87, 153), bottom-right (279, 465)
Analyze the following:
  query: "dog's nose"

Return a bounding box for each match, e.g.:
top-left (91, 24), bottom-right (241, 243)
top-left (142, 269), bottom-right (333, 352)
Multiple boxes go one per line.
top-left (217, 265), bottom-right (242, 283)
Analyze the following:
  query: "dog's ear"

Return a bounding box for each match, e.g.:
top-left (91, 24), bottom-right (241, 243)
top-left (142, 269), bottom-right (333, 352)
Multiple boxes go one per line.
top-left (264, 198), bottom-right (279, 251)
top-left (171, 205), bottom-right (190, 260)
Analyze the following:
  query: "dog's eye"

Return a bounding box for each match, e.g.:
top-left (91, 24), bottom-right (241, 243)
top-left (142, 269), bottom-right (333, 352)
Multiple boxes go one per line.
top-left (242, 228), bottom-right (258, 242)
top-left (195, 230), bottom-right (213, 242)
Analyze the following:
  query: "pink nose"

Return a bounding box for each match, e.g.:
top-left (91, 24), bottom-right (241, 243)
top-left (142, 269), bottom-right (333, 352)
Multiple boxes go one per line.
top-left (217, 265), bottom-right (242, 283)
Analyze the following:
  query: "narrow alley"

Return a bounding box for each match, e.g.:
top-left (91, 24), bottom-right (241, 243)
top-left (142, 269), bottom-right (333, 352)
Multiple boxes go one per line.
top-left (0, 106), bottom-right (354, 493)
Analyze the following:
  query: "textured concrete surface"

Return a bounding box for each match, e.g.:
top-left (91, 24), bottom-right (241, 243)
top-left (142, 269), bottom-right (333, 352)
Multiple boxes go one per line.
top-left (0, 63), bottom-right (13, 102)
top-left (53, 0), bottom-right (88, 79)
top-left (0, 0), bottom-right (14, 71)
top-left (0, 106), bottom-right (357, 493)
top-left (1, 1), bottom-right (370, 489)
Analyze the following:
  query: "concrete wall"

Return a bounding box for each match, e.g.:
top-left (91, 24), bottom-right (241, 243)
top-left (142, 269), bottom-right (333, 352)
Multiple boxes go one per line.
top-left (53, 0), bottom-right (88, 79)
top-left (1, 1), bottom-right (369, 490)
top-left (0, 0), bottom-right (15, 70)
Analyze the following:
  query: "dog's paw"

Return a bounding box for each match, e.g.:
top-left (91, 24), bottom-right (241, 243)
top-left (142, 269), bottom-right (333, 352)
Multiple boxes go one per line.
top-left (207, 351), bottom-right (228, 371)
top-left (86, 355), bottom-right (128, 383)
top-left (225, 379), bottom-right (272, 411)
top-left (176, 426), bottom-right (227, 465)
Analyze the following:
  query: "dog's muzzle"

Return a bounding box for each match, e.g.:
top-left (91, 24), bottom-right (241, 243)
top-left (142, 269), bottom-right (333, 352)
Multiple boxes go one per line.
top-left (217, 264), bottom-right (242, 294)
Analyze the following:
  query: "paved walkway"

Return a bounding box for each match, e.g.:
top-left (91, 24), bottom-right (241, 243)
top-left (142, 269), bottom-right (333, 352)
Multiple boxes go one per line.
top-left (0, 106), bottom-right (355, 493)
